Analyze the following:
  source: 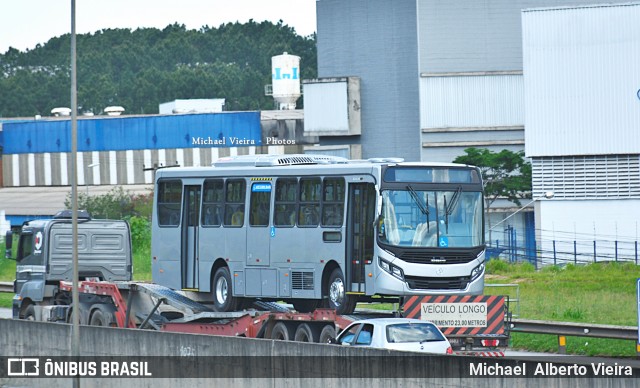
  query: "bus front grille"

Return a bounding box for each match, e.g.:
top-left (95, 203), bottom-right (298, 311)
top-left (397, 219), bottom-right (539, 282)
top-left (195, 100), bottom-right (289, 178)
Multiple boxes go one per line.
top-left (398, 252), bottom-right (476, 265)
top-left (404, 276), bottom-right (470, 291)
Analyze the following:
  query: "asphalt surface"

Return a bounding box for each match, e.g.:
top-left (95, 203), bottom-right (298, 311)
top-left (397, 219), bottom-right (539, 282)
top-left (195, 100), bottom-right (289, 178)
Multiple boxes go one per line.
top-left (0, 307), bottom-right (12, 319)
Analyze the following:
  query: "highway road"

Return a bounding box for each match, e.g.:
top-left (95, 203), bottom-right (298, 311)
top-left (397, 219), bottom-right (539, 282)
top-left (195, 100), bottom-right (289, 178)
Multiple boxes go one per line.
top-left (1, 307), bottom-right (11, 319)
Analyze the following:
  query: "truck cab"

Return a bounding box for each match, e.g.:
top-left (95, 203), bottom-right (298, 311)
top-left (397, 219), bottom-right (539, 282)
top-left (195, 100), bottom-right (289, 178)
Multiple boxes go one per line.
top-left (5, 210), bottom-right (132, 320)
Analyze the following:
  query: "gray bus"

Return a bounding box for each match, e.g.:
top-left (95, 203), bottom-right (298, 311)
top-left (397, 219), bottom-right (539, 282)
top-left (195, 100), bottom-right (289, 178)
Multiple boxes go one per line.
top-left (151, 155), bottom-right (485, 314)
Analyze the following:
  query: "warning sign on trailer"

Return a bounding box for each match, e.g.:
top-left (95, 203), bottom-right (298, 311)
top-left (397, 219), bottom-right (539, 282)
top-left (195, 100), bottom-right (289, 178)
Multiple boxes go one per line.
top-left (421, 302), bottom-right (487, 327)
top-left (403, 295), bottom-right (506, 336)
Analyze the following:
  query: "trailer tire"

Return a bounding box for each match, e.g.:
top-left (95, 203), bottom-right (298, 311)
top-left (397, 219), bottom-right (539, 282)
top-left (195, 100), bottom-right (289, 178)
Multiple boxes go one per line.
top-left (271, 322), bottom-right (295, 341)
top-left (212, 266), bottom-right (239, 312)
top-left (90, 305), bottom-right (116, 327)
top-left (23, 304), bottom-right (36, 321)
top-left (319, 324), bottom-right (336, 344)
top-left (326, 268), bottom-right (357, 315)
top-left (294, 323), bottom-right (320, 343)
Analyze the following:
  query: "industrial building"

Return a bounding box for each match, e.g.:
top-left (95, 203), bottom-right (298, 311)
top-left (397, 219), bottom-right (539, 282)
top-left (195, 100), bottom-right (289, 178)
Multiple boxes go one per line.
top-left (524, 3), bottom-right (640, 264)
top-left (310, 0), bottom-right (639, 264)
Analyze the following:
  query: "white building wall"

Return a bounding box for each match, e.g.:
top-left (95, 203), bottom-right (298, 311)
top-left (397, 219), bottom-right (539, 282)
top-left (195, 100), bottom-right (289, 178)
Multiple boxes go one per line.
top-left (420, 74), bottom-right (524, 129)
top-left (523, 3), bottom-right (640, 157)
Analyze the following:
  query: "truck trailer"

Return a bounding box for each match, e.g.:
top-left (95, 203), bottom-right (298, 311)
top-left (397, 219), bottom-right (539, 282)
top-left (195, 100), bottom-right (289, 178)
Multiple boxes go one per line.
top-left (5, 211), bottom-right (508, 353)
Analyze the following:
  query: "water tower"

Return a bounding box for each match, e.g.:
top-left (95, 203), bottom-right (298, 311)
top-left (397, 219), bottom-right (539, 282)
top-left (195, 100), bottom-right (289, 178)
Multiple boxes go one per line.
top-left (270, 52), bottom-right (301, 110)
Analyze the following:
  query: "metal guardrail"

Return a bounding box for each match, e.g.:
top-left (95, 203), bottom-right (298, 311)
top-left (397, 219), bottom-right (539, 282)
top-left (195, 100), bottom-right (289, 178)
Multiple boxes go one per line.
top-left (0, 281), bottom-right (13, 293)
top-left (510, 318), bottom-right (639, 355)
top-left (511, 318), bottom-right (638, 341)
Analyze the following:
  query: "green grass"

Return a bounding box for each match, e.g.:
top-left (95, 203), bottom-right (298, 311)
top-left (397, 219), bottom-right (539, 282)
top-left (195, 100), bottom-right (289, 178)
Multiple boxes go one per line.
top-left (0, 238), bottom-right (17, 281)
top-left (0, 293), bottom-right (13, 308)
top-left (132, 244), bottom-right (151, 281)
top-left (485, 259), bottom-right (640, 357)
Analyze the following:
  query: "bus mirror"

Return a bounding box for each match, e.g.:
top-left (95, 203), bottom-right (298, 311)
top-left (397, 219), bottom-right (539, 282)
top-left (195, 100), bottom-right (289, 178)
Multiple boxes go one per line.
top-left (5, 230), bottom-right (13, 259)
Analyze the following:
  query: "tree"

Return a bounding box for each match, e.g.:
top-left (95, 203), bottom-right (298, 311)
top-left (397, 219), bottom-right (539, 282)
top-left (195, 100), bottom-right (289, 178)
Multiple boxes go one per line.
top-left (63, 186), bottom-right (153, 220)
top-left (453, 148), bottom-right (532, 209)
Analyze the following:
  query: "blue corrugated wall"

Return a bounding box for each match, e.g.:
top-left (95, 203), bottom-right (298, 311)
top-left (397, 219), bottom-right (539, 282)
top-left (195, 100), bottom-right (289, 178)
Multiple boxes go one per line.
top-left (2, 112), bottom-right (262, 154)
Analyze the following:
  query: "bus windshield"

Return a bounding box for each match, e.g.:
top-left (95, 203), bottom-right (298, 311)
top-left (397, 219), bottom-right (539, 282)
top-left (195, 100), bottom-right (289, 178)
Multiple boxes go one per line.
top-left (379, 189), bottom-right (483, 248)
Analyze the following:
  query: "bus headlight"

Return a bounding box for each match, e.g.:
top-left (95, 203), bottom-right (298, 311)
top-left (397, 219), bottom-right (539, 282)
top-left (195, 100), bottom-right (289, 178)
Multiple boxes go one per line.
top-left (379, 257), bottom-right (405, 281)
top-left (471, 263), bottom-right (485, 281)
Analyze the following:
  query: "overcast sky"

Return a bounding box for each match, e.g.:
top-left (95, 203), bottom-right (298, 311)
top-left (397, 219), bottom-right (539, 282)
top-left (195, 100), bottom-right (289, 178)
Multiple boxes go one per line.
top-left (0, 0), bottom-right (317, 53)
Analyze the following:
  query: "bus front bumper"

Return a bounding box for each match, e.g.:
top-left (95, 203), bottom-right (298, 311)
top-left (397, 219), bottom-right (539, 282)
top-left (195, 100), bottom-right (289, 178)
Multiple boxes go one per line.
top-left (373, 263), bottom-right (485, 296)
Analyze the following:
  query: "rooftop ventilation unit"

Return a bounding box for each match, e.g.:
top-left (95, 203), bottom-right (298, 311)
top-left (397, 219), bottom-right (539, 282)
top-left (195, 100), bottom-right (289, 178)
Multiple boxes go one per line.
top-left (213, 154), bottom-right (349, 167)
top-left (51, 107), bottom-right (72, 117)
top-left (104, 106), bottom-right (125, 116)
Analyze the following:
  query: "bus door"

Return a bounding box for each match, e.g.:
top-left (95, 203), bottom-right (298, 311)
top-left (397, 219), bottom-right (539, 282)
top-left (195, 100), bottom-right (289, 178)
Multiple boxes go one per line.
top-left (246, 182), bottom-right (272, 267)
top-left (182, 185), bottom-right (201, 289)
top-left (346, 183), bottom-right (376, 292)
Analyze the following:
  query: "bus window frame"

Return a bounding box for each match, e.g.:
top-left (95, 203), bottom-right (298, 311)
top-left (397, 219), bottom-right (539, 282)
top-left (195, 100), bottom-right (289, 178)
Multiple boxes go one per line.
top-left (274, 178), bottom-right (298, 228)
top-left (157, 180), bottom-right (183, 228)
top-left (223, 179), bottom-right (246, 228)
top-left (321, 177), bottom-right (345, 227)
top-left (298, 177), bottom-right (322, 228)
top-left (201, 179), bottom-right (225, 228)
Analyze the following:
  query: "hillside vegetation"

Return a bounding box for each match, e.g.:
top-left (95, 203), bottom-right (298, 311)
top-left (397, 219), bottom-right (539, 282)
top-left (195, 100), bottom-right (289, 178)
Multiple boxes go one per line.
top-left (0, 21), bottom-right (317, 117)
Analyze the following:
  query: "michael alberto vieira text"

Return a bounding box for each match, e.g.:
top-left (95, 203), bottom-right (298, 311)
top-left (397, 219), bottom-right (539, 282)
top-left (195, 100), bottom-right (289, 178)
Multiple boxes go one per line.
top-left (470, 362), bottom-right (633, 376)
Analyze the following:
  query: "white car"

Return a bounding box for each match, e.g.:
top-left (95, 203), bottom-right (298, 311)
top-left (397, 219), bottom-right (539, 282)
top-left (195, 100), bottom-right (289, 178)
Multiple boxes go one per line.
top-left (333, 318), bottom-right (453, 355)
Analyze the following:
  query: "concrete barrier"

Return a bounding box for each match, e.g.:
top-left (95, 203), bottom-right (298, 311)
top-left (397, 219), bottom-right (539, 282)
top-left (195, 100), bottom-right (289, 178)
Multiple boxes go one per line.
top-left (0, 318), bottom-right (638, 388)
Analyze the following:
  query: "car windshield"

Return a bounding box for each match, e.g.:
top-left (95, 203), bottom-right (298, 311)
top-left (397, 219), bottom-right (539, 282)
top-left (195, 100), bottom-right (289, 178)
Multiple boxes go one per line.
top-left (378, 189), bottom-right (483, 248)
top-left (386, 323), bottom-right (446, 343)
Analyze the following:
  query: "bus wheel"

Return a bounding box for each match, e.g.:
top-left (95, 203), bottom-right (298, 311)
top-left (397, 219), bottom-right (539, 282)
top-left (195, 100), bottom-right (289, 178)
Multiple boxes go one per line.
top-left (271, 322), bottom-right (295, 341)
top-left (327, 268), bottom-right (357, 315)
top-left (23, 305), bottom-right (36, 321)
top-left (294, 323), bottom-right (320, 343)
top-left (212, 266), bottom-right (238, 312)
top-left (319, 324), bottom-right (336, 344)
top-left (292, 299), bottom-right (319, 313)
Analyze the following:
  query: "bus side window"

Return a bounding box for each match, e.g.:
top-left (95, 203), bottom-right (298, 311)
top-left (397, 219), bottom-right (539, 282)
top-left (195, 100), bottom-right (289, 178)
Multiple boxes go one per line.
top-left (299, 178), bottom-right (321, 227)
top-left (158, 180), bottom-right (182, 227)
top-left (224, 179), bottom-right (246, 227)
top-left (322, 178), bottom-right (345, 226)
top-left (274, 179), bottom-right (297, 227)
top-left (250, 182), bottom-right (271, 227)
top-left (202, 179), bottom-right (224, 226)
